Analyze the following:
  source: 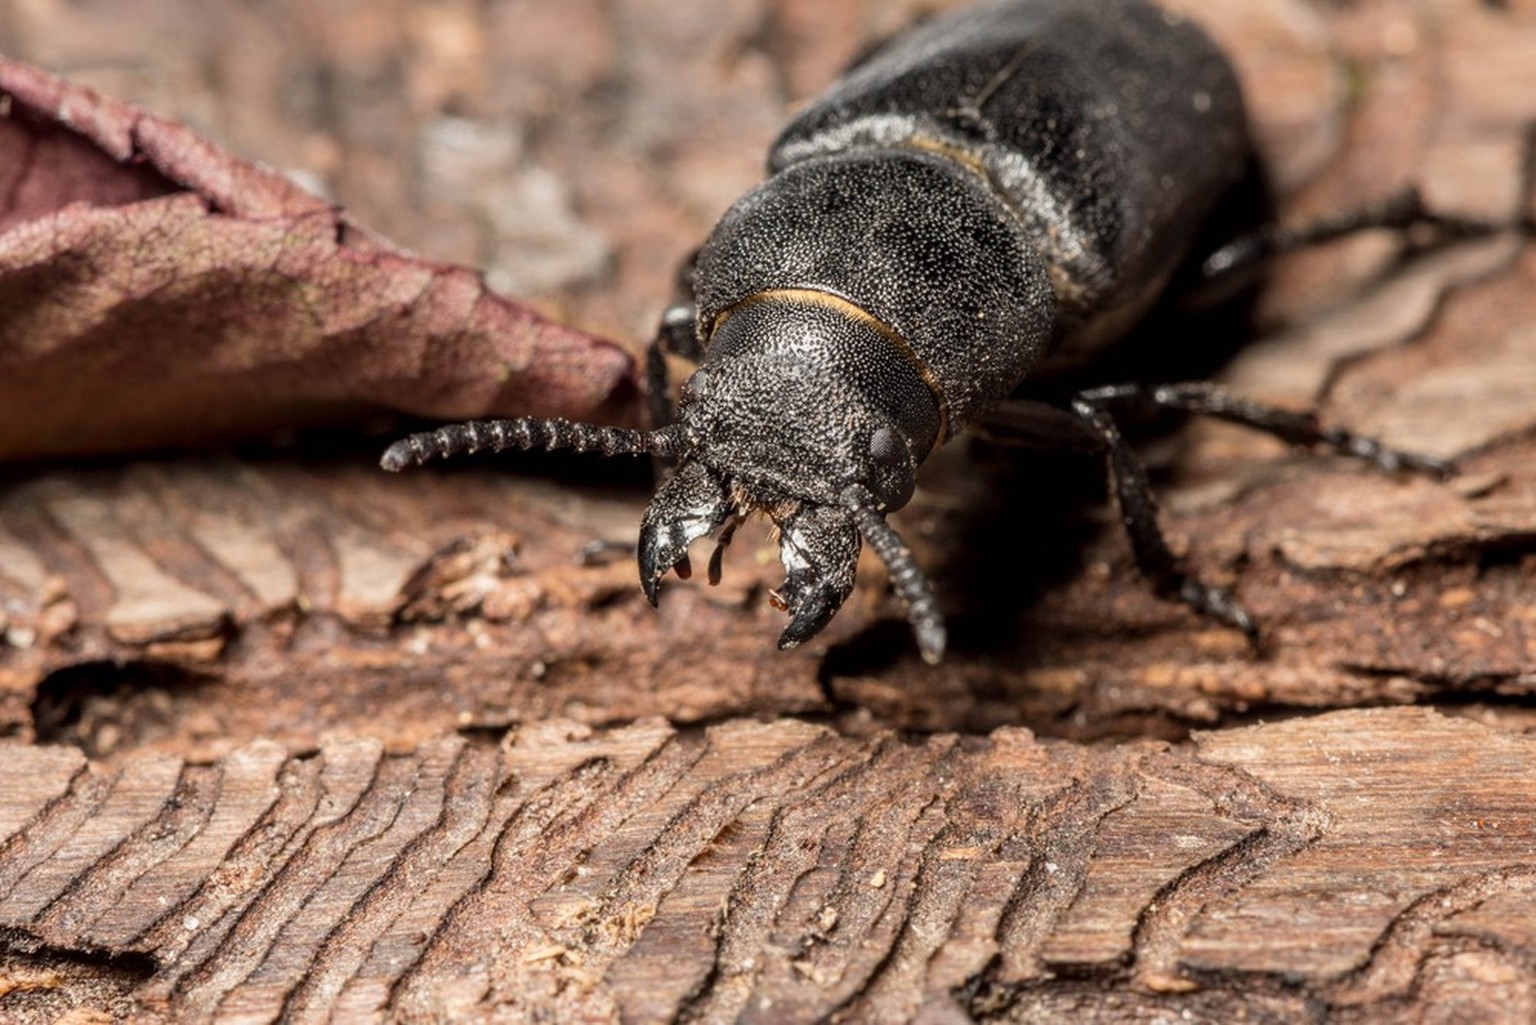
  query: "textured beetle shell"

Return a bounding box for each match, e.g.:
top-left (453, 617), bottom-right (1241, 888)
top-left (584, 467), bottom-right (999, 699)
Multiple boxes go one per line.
top-left (694, 0), bottom-right (1251, 436)
top-left (694, 299), bottom-right (943, 504)
top-left (694, 150), bottom-right (1054, 431)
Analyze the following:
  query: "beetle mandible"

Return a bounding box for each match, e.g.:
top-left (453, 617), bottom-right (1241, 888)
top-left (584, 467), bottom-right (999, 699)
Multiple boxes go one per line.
top-left (383, 0), bottom-right (1460, 663)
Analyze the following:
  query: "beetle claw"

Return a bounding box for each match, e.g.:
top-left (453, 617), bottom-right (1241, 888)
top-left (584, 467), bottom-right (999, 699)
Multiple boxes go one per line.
top-left (638, 459), bottom-right (731, 605)
top-left (773, 503), bottom-right (861, 650)
top-left (776, 582), bottom-right (842, 649)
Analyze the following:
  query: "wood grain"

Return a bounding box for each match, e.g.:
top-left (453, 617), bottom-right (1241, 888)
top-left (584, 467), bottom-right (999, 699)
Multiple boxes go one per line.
top-left (1, 0), bottom-right (1534, 1021)
top-left (2, 710), bottom-right (1535, 1022)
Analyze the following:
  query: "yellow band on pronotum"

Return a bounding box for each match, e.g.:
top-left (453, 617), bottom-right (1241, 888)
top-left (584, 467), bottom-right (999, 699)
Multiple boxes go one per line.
top-left (709, 287), bottom-right (951, 445)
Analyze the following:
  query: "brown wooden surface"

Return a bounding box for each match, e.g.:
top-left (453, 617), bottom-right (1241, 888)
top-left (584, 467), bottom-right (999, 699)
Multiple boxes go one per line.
top-left (2, 0), bottom-right (1536, 1022)
top-left (2, 711), bottom-right (1536, 1022)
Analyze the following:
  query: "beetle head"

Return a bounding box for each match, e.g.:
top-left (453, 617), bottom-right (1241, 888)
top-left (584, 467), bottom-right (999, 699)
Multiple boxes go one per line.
top-left (638, 295), bottom-right (946, 660)
top-left (379, 297), bottom-right (947, 661)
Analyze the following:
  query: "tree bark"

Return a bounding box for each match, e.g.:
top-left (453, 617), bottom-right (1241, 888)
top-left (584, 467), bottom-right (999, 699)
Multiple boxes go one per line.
top-left (3, 711), bottom-right (1536, 1022)
top-left (1, 0), bottom-right (1534, 1021)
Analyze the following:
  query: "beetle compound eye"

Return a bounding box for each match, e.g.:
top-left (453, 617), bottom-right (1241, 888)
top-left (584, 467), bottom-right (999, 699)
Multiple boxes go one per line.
top-left (864, 426), bottom-right (918, 511)
top-left (870, 427), bottom-right (906, 467)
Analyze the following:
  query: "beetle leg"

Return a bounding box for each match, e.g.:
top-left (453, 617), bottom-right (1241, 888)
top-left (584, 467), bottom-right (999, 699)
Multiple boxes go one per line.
top-left (1079, 382), bottom-right (1451, 477)
top-left (1068, 390), bottom-right (1259, 641)
top-left (1190, 187), bottom-right (1532, 307)
top-left (646, 249), bottom-right (707, 433)
top-left (973, 397), bottom-right (1108, 452)
top-left (646, 300), bottom-right (702, 434)
top-left (1068, 378), bottom-right (1456, 638)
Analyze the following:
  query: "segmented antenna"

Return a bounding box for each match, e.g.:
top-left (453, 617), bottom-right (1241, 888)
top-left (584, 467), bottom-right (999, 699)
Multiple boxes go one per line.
top-left (843, 486), bottom-right (946, 664)
top-left (380, 419), bottom-right (692, 472)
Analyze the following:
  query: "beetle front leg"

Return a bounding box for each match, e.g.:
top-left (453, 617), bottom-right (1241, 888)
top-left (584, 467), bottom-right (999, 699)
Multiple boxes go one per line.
top-left (1068, 390), bottom-right (1259, 641)
top-left (645, 247), bottom-right (707, 433)
top-left (646, 300), bottom-right (701, 432)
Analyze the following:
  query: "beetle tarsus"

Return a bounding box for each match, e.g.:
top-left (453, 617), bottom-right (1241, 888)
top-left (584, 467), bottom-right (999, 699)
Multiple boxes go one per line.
top-left (1071, 390), bottom-right (1263, 641)
top-left (1176, 578), bottom-right (1258, 642)
top-left (1315, 427), bottom-right (1454, 479)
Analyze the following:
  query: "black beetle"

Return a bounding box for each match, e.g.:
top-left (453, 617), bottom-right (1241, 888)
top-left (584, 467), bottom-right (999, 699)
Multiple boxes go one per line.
top-left (384, 0), bottom-right (1471, 663)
